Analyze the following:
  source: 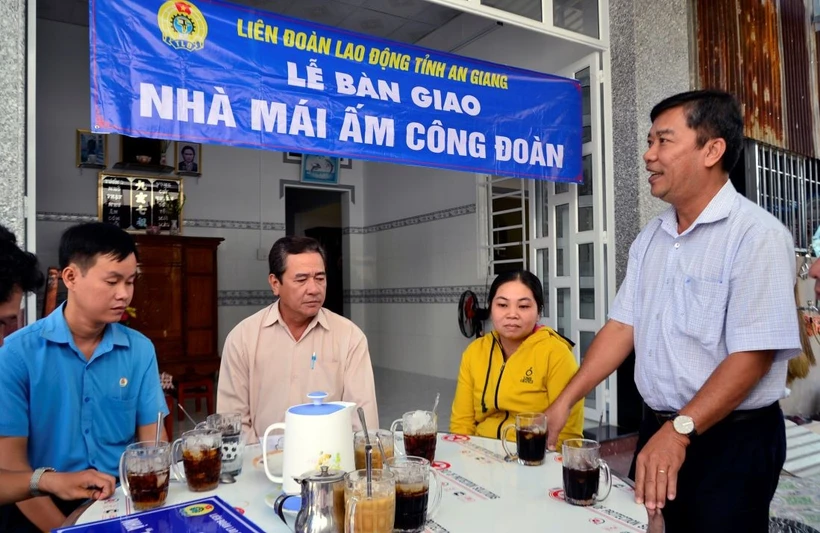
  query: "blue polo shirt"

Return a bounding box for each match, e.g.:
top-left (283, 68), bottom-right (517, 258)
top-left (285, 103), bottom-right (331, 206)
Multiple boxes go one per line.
top-left (0, 304), bottom-right (168, 476)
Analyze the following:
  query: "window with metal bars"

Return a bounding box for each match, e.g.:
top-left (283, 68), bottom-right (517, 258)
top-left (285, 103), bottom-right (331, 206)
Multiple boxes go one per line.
top-left (478, 175), bottom-right (529, 276)
top-left (741, 140), bottom-right (820, 252)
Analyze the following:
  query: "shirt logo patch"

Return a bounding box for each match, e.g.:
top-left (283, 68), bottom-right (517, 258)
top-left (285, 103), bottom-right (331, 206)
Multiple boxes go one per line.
top-left (119, 377), bottom-right (128, 387)
top-left (520, 367), bottom-right (533, 384)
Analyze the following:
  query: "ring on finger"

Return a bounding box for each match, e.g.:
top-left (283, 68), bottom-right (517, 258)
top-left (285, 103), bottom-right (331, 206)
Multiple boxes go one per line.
top-left (658, 469), bottom-right (666, 474)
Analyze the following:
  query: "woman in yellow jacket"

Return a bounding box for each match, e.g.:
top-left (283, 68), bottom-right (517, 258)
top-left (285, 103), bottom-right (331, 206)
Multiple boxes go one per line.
top-left (450, 269), bottom-right (584, 448)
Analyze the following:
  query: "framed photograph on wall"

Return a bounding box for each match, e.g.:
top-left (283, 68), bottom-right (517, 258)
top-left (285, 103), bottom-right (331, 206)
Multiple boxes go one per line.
top-left (301, 154), bottom-right (340, 185)
top-left (176, 141), bottom-right (202, 176)
top-left (76, 130), bottom-right (107, 168)
top-left (283, 151), bottom-right (302, 165)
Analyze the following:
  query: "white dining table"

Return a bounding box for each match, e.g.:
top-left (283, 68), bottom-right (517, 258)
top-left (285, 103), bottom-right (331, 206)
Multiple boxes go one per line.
top-left (74, 433), bottom-right (650, 532)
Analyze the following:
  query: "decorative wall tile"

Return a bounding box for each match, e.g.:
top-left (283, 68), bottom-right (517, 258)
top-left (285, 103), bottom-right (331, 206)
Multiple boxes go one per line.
top-left (345, 285), bottom-right (488, 304)
top-left (344, 204), bottom-right (476, 235)
top-left (217, 290), bottom-right (276, 307)
top-left (184, 218), bottom-right (286, 231)
top-left (37, 203), bottom-right (473, 235)
top-left (37, 212), bottom-right (98, 223)
top-left (216, 286), bottom-right (488, 306)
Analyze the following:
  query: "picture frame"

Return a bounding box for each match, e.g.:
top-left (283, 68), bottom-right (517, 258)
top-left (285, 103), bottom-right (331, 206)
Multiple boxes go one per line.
top-left (175, 141), bottom-right (202, 176)
top-left (284, 151), bottom-right (353, 170)
top-left (97, 171), bottom-right (183, 233)
top-left (76, 130), bottom-right (107, 169)
top-left (301, 154), bottom-right (340, 185)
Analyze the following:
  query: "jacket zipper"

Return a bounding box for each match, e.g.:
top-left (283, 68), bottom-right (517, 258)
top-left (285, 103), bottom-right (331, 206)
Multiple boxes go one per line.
top-left (495, 361), bottom-right (509, 439)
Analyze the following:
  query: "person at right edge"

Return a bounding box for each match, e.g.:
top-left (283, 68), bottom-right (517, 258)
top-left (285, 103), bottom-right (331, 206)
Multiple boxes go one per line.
top-left (544, 90), bottom-right (800, 533)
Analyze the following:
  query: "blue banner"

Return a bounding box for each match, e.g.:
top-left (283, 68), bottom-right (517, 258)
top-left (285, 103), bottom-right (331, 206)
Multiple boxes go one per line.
top-left (90, 0), bottom-right (583, 182)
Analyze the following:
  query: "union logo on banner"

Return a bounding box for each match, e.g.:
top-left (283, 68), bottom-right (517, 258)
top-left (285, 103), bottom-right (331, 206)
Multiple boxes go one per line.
top-left (157, 1), bottom-right (208, 51)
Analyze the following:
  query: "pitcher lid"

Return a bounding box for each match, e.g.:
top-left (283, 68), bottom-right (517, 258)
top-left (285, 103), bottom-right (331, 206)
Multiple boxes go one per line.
top-left (297, 465), bottom-right (346, 485)
top-left (288, 391), bottom-right (347, 416)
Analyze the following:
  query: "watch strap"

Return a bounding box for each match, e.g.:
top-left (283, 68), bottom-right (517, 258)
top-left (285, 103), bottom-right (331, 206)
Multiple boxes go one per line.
top-left (672, 415), bottom-right (698, 438)
top-left (30, 467), bottom-right (56, 497)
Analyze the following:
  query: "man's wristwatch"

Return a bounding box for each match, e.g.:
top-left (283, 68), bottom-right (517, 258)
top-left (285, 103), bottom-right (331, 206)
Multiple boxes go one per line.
top-left (30, 467), bottom-right (56, 497)
top-left (671, 415), bottom-right (698, 439)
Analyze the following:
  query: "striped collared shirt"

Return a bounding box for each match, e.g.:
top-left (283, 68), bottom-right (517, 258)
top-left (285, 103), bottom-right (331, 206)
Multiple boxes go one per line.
top-left (609, 181), bottom-right (800, 411)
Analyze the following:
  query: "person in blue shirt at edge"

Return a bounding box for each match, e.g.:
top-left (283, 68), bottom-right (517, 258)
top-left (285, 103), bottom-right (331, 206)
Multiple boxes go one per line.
top-left (0, 222), bottom-right (168, 532)
top-left (0, 224), bottom-right (116, 508)
top-left (545, 90), bottom-right (800, 533)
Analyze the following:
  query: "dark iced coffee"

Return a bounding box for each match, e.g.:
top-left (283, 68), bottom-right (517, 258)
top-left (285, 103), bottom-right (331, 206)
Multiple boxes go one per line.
top-left (126, 469), bottom-right (170, 510)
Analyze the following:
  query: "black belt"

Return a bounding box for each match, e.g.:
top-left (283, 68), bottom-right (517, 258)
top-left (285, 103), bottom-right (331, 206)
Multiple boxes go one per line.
top-left (646, 402), bottom-right (779, 427)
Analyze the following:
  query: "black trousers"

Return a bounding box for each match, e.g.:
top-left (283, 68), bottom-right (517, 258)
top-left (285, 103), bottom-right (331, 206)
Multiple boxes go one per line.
top-left (629, 402), bottom-right (785, 533)
top-left (0, 497), bottom-right (84, 532)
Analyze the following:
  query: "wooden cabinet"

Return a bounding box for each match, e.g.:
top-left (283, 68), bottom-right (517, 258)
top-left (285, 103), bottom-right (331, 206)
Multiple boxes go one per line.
top-left (130, 235), bottom-right (223, 378)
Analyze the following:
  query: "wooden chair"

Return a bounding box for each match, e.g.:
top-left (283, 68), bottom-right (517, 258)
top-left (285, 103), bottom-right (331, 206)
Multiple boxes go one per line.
top-left (175, 375), bottom-right (215, 421)
top-left (42, 267), bottom-right (61, 317)
top-left (164, 394), bottom-right (175, 439)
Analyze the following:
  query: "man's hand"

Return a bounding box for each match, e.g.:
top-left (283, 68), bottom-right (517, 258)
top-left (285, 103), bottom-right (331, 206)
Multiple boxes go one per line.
top-left (38, 470), bottom-right (116, 501)
top-left (634, 422), bottom-right (688, 514)
top-left (544, 399), bottom-right (572, 451)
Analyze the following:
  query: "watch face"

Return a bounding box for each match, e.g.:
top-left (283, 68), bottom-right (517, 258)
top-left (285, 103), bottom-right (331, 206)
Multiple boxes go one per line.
top-left (674, 416), bottom-right (695, 435)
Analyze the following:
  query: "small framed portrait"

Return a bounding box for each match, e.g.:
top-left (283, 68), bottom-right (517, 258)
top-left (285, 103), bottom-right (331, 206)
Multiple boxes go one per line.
top-left (301, 154), bottom-right (340, 185)
top-left (283, 151), bottom-right (302, 165)
top-left (176, 142), bottom-right (202, 176)
top-left (76, 130), bottom-right (107, 168)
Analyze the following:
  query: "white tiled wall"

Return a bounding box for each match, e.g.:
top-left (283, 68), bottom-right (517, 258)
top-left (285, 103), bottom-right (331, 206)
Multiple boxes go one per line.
top-left (360, 162), bottom-right (484, 378)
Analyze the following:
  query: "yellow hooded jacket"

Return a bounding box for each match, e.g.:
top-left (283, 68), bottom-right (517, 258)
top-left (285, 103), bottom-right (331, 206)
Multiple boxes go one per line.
top-left (449, 326), bottom-right (585, 448)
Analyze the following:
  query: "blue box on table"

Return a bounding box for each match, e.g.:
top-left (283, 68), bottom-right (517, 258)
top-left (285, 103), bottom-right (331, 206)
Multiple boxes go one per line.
top-left (52, 496), bottom-right (264, 533)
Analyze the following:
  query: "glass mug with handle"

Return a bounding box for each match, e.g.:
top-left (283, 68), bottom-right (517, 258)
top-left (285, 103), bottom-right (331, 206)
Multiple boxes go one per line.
top-left (386, 455), bottom-right (443, 533)
top-left (344, 469), bottom-right (396, 533)
top-left (197, 412), bottom-right (245, 476)
top-left (119, 441), bottom-right (172, 511)
top-left (171, 428), bottom-right (222, 492)
top-left (501, 412), bottom-right (548, 466)
top-left (354, 429), bottom-right (394, 470)
top-left (390, 410), bottom-right (437, 463)
top-left (561, 438), bottom-right (612, 506)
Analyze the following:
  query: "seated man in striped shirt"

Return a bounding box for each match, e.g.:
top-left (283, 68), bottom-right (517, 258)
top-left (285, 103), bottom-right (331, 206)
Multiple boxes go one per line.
top-left (217, 236), bottom-right (378, 444)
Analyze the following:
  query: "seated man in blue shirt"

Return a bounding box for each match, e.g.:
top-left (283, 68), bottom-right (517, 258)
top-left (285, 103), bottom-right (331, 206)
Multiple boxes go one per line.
top-left (0, 224), bottom-right (116, 509)
top-left (0, 222), bottom-right (169, 532)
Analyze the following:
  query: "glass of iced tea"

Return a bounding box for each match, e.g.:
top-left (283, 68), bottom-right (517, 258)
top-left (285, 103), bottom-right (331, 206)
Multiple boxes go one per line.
top-left (198, 412), bottom-right (245, 477)
top-left (385, 456), bottom-right (442, 533)
top-left (118, 441), bottom-right (171, 511)
top-left (354, 429), bottom-right (394, 470)
top-left (562, 438), bottom-right (612, 506)
top-left (344, 469), bottom-right (395, 533)
top-left (172, 428), bottom-right (222, 492)
top-left (390, 410), bottom-right (437, 463)
top-left (501, 412), bottom-right (548, 466)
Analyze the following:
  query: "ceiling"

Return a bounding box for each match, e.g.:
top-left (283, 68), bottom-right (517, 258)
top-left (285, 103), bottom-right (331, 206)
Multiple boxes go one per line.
top-left (37, 0), bottom-right (465, 44)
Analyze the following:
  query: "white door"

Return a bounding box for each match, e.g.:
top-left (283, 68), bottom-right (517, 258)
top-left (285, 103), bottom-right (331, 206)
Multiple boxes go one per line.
top-left (529, 52), bottom-right (609, 424)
